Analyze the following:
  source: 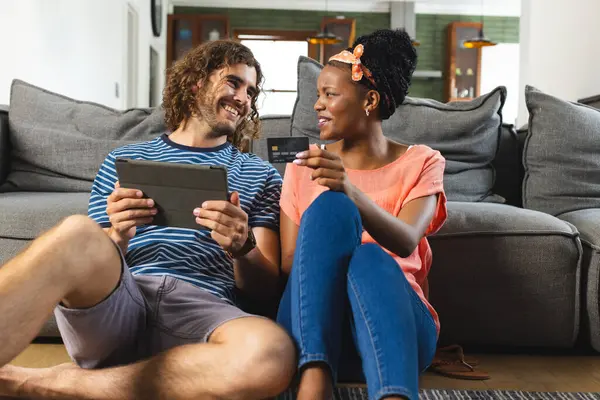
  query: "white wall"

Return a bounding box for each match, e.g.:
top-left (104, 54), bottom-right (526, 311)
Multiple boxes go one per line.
top-left (517, 0), bottom-right (600, 125)
top-left (127, 0), bottom-right (168, 108)
top-left (0, 0), bottom-right (167, 109)
top-left (481, 44), bottom-right (520, 125)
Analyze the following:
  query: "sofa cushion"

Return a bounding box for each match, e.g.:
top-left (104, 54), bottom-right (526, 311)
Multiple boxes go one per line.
top-left (0, 192), bottom-right (90, 240)
top-left (429, 202), bottom-right (581, 348)
top-left (557, 208), bottom-right (600, 352)
top-left (523, 85), bottom-right (600, 216)
top-left (2, 79), bottom-right (166, 193)
top-left (290, 56), bottom-right (323, 140)
top-left (290, 56), bottom-right (506, 203)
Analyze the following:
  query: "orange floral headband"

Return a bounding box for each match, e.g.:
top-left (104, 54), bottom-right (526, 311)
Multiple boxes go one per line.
top-left (328, 44), bottom-right (377, 88)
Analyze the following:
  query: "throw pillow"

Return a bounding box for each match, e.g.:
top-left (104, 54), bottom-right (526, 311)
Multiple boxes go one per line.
top-left (290, 56), bottom-right (506, 202)
top-left (3, 79), bottom-right (166, 193)
top-left (523, 85), bottom-right (600, 216)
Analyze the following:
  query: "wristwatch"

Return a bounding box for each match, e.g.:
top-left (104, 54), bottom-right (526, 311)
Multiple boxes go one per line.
top-left (227, 228), bottom-right (257, 259)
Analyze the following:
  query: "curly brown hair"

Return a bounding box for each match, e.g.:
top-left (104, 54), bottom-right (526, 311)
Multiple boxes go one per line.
top-left (162, 40), bottom-right (264, 150)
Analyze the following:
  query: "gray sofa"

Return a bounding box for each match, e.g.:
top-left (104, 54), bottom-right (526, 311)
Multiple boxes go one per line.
top-left (0, 76), bottom-right (597, 354)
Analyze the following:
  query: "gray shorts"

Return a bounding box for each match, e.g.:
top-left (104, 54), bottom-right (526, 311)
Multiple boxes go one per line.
top-left (54, 253), bottom-right (253, 369)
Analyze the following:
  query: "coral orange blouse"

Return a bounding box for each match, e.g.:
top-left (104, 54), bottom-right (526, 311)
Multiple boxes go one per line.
top-left (280, 144), bottom-right (448, 334)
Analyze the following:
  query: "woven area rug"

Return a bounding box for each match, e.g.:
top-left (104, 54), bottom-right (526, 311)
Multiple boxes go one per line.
top-left (278, 388), bottom-right (600, 399)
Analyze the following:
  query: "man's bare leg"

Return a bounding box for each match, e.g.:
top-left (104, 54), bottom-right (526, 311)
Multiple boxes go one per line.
top-left (0, 215), bottom-right (122, 366)
top-left (0, 215), bottom-right (296, 399)
top-left (1, 317), bottom-right (296, 400)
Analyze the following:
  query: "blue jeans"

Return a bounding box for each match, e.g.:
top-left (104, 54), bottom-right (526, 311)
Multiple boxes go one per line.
top-left (277, 191), bottom-right (438, 400)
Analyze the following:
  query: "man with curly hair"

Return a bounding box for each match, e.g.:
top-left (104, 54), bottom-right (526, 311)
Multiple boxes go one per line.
top-left (0, 40), bottom-right (295, 400)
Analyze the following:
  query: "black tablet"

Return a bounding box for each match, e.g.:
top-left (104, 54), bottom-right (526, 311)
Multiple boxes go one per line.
top-left (115, 158), bottom-right (229, 230)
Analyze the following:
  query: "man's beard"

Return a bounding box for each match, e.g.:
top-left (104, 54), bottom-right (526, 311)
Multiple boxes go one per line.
top-left (197, 90), bottom-right (238, 139)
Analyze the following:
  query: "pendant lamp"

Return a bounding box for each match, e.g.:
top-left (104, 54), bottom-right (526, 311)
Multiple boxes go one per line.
top-left (463, 0), bottom-right (497, 49)
top-left (307, 0), bottom-right (343, 45)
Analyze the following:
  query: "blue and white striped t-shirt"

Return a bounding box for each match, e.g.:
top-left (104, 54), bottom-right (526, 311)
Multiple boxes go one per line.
top-left (88, 134), bottom-right (282, 304)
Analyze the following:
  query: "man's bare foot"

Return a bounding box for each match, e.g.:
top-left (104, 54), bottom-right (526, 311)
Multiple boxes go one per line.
top-left (0, 363), bottom-right (77, 398)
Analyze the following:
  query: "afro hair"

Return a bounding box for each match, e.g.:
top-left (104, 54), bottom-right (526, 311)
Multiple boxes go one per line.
top-left (349, 28), bottom-right (417, 120)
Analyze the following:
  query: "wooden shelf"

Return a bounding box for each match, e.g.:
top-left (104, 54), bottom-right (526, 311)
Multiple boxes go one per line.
top-left (445, 21), bottom-right (482, 102)
top-left (167, 14), bottom-right (230, 67)
top-left (319, 17), bottom-right (356, 64)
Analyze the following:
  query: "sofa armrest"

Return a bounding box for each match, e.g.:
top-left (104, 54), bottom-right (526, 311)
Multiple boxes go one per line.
top-left (429, 202), bottom-right (581, 348)
top-left (557, 208), bottom-right (600, 352)
top-left (0, 105), bottom-right (10, 186)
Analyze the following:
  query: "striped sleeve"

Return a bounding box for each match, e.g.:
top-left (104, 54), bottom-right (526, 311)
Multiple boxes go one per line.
top-left (88, 152), bottom-right (119, 228)
top-left (248, 165), bottom-right (282, 232)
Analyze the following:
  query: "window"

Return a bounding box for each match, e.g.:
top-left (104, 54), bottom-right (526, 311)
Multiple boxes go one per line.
top-left (236, 30), bottom-right (318, 116)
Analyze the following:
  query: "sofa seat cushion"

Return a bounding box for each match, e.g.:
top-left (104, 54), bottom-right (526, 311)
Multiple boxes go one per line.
top-left (428, 202), bottom-right (581, 348)
top-left (557, 208), bottom-right (600, 351)
top-left (558, 209), bottom-right (600, 246)
top-left (0, 192), bottom-right (90, 240)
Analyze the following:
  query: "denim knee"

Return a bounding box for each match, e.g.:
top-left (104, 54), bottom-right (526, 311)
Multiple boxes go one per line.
top-left (350, 244), bottom-right (394, 271)
top-left (351, 243), bottom-right (383, 259)
top-left (349, 244), bottom-right (409, 288)
top-left (301, 191), bottom-right (361, 230)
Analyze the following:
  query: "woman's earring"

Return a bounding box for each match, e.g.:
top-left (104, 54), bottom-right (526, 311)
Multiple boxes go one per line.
top-left (365, 108), bottom-right (370, 117)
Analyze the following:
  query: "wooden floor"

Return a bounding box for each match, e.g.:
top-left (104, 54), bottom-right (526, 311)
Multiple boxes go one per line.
top-left (9, 344), bottom-right (600, 393)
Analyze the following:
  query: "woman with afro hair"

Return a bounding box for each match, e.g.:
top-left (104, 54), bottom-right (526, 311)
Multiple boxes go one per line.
top-left (277, 29), bottom-right (448, 400)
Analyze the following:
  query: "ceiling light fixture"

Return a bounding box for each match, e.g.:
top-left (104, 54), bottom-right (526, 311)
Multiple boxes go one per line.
top-left (307, 0), bottom-right (343, 45)
top-left (463, 0), bottom-right (497, 49)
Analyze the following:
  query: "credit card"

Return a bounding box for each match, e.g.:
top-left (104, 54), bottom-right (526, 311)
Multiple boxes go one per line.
top-left (266, 137), bottom-right (310, 163)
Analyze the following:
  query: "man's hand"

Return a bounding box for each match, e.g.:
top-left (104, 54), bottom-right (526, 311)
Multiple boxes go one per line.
top-left (293, 147), bottom-right (357, 197)
top-left (193, 191), bottom-right (249, 255)
top-left (106, 181), bottom-right (157, 241)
